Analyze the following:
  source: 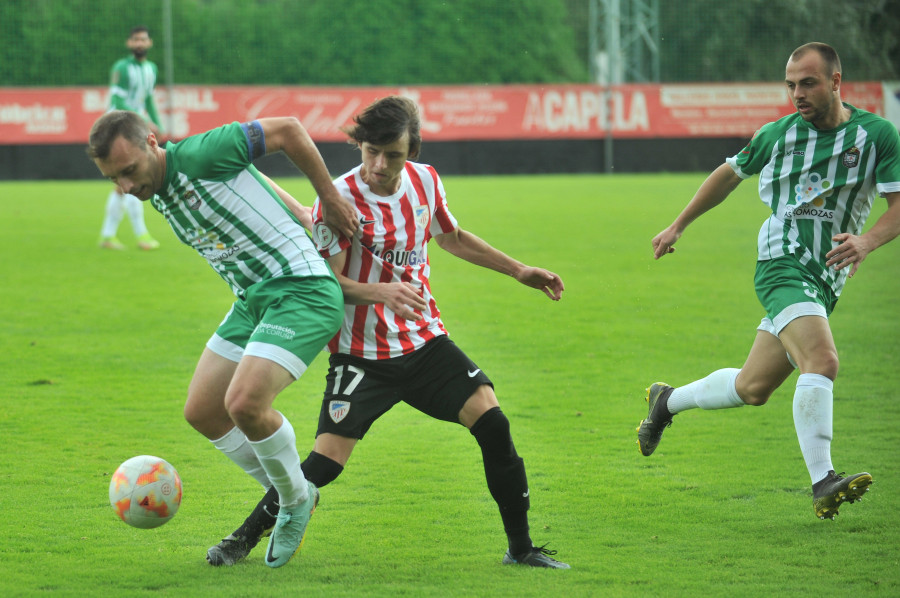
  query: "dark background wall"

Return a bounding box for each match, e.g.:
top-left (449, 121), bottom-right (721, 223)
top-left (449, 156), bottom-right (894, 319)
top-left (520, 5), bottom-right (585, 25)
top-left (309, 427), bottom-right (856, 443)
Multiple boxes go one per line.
top-left (1, 137), bottom-right (747, 182)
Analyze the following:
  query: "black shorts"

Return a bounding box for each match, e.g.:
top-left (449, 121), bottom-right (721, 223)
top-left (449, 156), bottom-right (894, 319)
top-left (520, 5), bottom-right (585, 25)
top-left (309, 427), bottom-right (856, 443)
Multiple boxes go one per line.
top-left (315, 335), bottom-right (493, 439)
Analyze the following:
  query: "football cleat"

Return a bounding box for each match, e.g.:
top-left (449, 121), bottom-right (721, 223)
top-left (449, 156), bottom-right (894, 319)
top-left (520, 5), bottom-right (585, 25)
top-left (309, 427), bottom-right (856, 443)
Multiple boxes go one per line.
top-left (502, 545), bottom-right (570, 569)
top-left (207, 532), bottom-right (268, 567)
top-left (264, 482), bottom-right (319, 568)
top-left (636, 383), bottom-right (675, 456)
top-left (137, 233), bottom-right (160, 250)
top-left (207, 486), bottom-right (279, 566)
top-left (812, 471), bottom-right (873, 520)
top-left (99, 236), bottom-right (125, 250)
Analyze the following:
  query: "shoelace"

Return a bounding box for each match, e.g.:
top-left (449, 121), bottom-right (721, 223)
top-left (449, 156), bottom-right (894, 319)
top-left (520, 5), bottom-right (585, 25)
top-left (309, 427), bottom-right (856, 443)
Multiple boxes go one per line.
top-left (533, 544), bottom-right (559, 557)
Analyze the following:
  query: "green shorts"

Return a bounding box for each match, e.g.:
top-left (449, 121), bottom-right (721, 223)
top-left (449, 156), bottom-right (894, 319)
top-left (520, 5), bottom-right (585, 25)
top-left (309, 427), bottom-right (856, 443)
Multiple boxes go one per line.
top-left (754, 256), bottom-right (837, 336)
top-left (207, 275), bottom-right (343, 379)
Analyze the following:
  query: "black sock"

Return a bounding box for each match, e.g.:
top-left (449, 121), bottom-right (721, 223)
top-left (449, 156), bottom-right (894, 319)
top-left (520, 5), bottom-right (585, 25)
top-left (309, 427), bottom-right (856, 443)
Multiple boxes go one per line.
top-left (470, 407), bottom-right (533, 555)
top-left (500, 510), bottom-right (533, 556)
top-left (232, 452), bottom-right (343, 546)
top-left (301, 451), bottom-right (344, 488)
top-left (234, 485), bottom-right (279, 546)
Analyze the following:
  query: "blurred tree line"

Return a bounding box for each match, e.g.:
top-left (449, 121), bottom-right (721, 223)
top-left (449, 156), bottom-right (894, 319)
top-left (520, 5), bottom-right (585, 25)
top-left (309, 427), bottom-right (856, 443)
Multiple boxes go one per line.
top-left (1, 0), bottom-right (897, 87)
top-left (0, 0), bottom-right (585, 85)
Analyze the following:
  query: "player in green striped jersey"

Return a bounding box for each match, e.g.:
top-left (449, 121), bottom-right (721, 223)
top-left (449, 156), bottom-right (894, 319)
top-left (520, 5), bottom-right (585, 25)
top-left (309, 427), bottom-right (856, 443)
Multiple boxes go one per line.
top-left (88, 109), bottom-right (360, 566)
top-left (98, 26), bottom-right (164, 251)
top-left (638, 43), bottom-right (900, 519)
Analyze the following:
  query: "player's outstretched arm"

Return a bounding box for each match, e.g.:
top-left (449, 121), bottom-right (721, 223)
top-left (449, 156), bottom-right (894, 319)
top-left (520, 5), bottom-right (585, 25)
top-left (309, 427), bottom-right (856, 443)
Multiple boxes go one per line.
top-left (258, 117), bottom-right (359, 239)
top-left (827, 191), bottom-right (900, 278)
top-left (434, 228), bottom-right (564, 301)
top-left (653, 162), bottom-right (742, 260)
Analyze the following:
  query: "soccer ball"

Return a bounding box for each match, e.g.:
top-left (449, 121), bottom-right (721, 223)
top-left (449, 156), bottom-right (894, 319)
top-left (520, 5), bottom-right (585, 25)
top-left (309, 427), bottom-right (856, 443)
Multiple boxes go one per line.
top-left (109, 455), bottom-right (182, 529)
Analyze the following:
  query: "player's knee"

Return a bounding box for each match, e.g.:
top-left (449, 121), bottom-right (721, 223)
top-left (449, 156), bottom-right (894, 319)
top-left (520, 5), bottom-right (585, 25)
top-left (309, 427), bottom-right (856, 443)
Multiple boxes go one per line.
top-left (470, 405), bottom-right (507, 433)
top-left (470, 407), bottom-right (515, 456)
top-left (736, 381), bottom-right (774, 406)
top-left (183, 394), bottom-right (223, 436)
top-left (224, 393), bottom-right (265, 428)
top-left (743, 393), bottom-right (769, 406)
top-left (183, 400), bottom-right (202, 430)
top-left (792, 347), bottom-right (839, 380)
top-left (817, 351), bottom-right (840, 380)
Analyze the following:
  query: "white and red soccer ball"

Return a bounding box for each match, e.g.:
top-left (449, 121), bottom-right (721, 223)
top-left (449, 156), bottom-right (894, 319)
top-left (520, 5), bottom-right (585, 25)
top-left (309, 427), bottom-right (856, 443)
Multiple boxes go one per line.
top-left (109, 455), bottom-right (182, 529)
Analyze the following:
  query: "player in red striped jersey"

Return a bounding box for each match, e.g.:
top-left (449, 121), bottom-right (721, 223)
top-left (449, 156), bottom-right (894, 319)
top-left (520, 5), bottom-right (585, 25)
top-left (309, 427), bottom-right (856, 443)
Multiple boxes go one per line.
top-left (212, 96), bottom-right (570, 568)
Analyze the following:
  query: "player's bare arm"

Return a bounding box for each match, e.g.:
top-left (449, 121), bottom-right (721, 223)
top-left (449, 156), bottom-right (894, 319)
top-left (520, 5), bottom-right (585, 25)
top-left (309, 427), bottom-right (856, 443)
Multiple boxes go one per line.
top-left (257, 117), bottom-right (359, 238)
top-left (434, 228), bottom-right (564, 301)
top-left (262, 174), bottom-right (313, 230)
top-left (325, 251), bottom-right (427, 320)
top-left (827, 191), bottom-right (900, 277)
top-left (653, 162), bottom-right (743, 259)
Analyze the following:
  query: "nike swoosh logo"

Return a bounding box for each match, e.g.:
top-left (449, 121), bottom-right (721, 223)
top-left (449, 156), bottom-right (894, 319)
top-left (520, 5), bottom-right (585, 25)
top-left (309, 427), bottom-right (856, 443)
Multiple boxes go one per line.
top-left (359, 217), bottom-right (376, 226)
top-left (523, 489), bottom-right (529, 498)
top-left (266, 539), bottom-right (278, 562)
top-left (467, 369), bottom-right (481, 378)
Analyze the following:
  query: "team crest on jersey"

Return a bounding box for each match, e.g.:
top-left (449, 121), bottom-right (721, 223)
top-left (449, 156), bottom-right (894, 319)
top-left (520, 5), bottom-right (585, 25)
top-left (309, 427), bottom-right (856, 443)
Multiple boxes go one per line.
top-left (842, 146), bottom-right (860, 168)
top-left (328, 400), bottom-right (350, 424)
top-left (413, 205), bottom-right (430, 229)
top-left (183, 190), bottom-right (202, 210)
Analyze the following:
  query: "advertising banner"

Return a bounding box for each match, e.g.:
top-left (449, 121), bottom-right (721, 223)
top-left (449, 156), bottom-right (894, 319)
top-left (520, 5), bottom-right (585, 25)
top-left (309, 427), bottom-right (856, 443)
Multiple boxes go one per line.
top-left (0, 82), bottom-right (887, 146)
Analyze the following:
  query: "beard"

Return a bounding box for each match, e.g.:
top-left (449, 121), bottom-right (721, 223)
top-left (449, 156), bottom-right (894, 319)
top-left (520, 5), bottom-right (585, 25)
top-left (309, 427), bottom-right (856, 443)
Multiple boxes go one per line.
top-left (132, 48), bottom-right (148, 60)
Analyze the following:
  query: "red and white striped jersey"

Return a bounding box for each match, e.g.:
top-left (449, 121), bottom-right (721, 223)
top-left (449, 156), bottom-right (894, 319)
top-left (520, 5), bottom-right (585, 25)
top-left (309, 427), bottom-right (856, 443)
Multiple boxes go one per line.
top-left (312, 161), bottom-right (458, 359)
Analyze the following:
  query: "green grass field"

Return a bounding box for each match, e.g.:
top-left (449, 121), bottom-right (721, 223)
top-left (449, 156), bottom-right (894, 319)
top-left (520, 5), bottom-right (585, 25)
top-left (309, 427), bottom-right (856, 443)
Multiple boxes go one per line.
top-left (1, 174), bottom-right (898, 597)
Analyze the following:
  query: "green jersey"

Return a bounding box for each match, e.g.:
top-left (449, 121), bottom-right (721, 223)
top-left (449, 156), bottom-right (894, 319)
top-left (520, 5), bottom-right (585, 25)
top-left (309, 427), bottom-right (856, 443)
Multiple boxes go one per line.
top-left (109, 55), bottom-right (162, 129)
top-left (726, 103), bottom-right (900, 295)
top-left (149, 121), bottom-right (332, 298)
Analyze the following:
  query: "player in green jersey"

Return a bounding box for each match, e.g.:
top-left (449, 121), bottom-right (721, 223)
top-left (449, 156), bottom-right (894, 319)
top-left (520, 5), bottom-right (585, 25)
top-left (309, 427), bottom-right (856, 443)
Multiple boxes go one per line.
top-left (637, 42), bottom-right (900, 520)
top-left (87, 109), bottom-right (360, 567)
top-left (98, 26), bottom-right (164, 251)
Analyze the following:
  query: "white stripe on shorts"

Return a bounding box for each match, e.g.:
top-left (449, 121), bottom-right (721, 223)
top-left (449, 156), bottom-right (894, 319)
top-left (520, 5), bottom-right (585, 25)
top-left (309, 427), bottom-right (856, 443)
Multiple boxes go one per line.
top-left (757, 301), bottom-right (828, 336)
top-left (207, 332), bottom-right (244, 363)
top-left (244, 341), bottom-right (308, 379)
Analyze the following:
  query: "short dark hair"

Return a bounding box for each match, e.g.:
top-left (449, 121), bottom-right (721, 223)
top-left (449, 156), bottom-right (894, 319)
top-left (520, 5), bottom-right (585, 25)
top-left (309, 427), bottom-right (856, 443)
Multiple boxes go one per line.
top-left (790, 42), bottom-right (842, 75)
top-left (341, 96), bottom-right (422, 160)
top-left (87, 110), bottom-right (150, 160)
top-left (130, 25), bottom-right (150, 37)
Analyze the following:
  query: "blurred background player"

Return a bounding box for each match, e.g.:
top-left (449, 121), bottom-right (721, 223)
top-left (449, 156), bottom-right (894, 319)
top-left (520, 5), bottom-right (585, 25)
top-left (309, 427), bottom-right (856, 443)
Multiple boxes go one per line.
top-left (638, 42), bottom-right (900, 520)
top-left (209, 96), bottom-right (570, 569)
top-left (98, 25), bottom-right (164, 251)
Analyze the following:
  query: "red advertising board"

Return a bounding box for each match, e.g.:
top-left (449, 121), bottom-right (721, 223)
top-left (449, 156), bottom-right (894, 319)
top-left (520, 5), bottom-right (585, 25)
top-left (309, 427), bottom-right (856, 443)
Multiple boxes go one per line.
top-left (0, 83), bottom-right (886, 145)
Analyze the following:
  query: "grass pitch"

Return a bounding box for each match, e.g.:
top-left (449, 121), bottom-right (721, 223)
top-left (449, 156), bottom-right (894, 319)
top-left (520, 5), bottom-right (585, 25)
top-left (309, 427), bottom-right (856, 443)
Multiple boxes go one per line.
top-left (1, 174), bottom-right (898, 597)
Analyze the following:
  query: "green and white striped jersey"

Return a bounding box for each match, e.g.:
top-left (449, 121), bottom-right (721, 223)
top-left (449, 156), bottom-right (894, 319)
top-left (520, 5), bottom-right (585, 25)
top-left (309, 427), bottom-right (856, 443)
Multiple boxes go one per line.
top-left (726, 103), bottom-right (900, 295)
top-left (108, 56), bottom-right (162, 128)
top-left (149, 121), bottom-right (332, 298)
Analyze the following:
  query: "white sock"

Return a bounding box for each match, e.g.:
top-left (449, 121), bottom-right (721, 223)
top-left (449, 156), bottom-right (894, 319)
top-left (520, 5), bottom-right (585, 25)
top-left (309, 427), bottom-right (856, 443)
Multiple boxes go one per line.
top-left (667, 368), bottom-right (745, 414)
top-left (249, 414), bottom-right (309, 508)
top-left (124, 193), bottom-right (149, 237)
top-left (100, 190), bottom-right (125, 238)
top-left (211, 426), bottom-right (271, 489)
top-left (793, 373), bottom-right (834, 485)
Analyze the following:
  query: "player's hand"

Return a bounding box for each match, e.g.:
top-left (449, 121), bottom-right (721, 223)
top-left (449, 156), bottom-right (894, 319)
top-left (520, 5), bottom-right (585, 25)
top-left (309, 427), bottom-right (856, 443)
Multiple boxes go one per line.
top-left (516, 267), bottom-right (564, 301)
top-left (379, 282), bottom-right (428, 321)
top-left (827, 233), bottom-right (870, 278)
top-left (652, 226), bottom-right (680, 259)
top-left (320, 190), bottom-right (360, 239)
